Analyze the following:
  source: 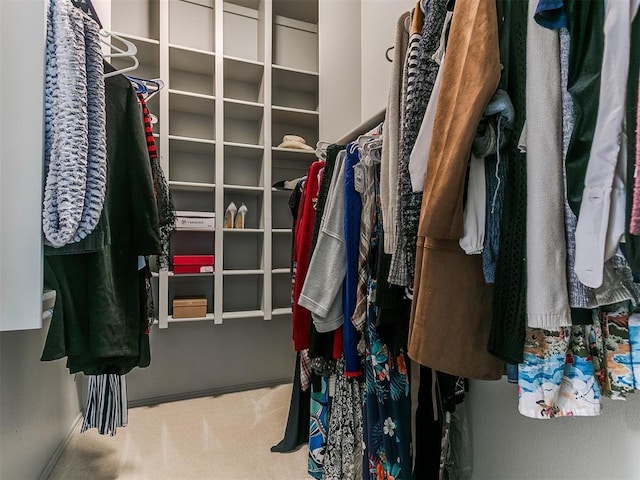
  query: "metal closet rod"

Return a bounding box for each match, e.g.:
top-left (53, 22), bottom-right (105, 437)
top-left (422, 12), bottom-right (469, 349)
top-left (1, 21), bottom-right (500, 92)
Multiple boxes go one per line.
top-left (335, 108), bottom-right (386, 145)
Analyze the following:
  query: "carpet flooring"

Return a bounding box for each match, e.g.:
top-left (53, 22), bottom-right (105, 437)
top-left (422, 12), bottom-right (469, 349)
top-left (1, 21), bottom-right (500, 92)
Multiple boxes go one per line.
top-left (48, 384), bottom-right (309, 479)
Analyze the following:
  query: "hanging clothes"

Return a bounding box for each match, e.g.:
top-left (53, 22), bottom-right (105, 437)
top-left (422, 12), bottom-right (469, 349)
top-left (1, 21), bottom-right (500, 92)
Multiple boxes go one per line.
top-left (564, 0), bottom-right (606, 216)
top-left (381, 11), bottom-right (411, 256)
top-left (322, 358), bottom-right (365, 480)
top-left (410, 0), bottom-right (504, 380)
top-left (308, 375), bottom-right (331, 479)
top-left (43, 0), bottom-right (107, 248)
top-left (489, 0), bottom-right (529, 365)
top-left (137, 93), bottom-right (175, 271)
top-left (343, 144), bottom-right (365, 376)
top-left (309, 145), bottom-right (346, 363)
top-left (524, 0), bottom-right (571, 329)
top-left (41, 63), bottom-right (161, 376)
top-left (362, 158), bottom-right (412, 480)
top-left (623, 11), bottom-right (640, 275)
top-left (292, 160), bottom-right (326, 351)
top-left (388, 0), bottom-right (447, 289)
top-left (574, 0), bottom-right (640, 289)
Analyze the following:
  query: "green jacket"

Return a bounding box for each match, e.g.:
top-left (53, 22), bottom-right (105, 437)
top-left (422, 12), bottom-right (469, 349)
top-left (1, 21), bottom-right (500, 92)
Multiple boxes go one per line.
top-left (42, 65), bottom-right (161, 375)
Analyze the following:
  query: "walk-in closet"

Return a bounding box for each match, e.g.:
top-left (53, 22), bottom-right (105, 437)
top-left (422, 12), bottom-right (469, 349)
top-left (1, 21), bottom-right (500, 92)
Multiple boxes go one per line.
top-left (1, 0), bottom-right (640, 479)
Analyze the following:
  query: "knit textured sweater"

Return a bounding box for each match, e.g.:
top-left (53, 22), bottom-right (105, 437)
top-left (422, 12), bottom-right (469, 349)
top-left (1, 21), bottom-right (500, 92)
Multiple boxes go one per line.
top-left (489, 0), bottom-right (529, 364)
top-left (43, 0), bottom-right (107, 247)
top-left (524, 0), bottom-right (571, 328)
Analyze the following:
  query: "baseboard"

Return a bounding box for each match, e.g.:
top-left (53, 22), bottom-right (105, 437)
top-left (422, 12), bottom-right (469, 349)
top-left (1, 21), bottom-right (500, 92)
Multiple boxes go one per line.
top-left (127, 377), bottom-right (293, 408)
top-left (38, 411), bottom-right (84, 480)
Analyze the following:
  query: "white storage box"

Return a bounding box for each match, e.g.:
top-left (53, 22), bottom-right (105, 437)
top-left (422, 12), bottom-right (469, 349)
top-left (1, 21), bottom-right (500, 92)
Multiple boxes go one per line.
top-left (175, 211), bottom-right (215, 230)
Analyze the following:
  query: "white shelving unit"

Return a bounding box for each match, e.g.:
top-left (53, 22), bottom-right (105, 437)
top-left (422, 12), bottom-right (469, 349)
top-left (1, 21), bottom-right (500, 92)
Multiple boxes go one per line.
top-left (110, 0), bottom-right (318, 327)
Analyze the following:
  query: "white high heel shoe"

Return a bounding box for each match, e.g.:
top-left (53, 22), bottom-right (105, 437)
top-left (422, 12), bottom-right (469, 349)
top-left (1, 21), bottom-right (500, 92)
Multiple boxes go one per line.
top-left (234, 203), bottom-right (248, 229)
top-left (224, 202), bottom-right (237, 229)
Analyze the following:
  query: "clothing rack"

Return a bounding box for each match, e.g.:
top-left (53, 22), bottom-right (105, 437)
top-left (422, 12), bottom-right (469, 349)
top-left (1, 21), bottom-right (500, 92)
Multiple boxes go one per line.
top-left (335, 108), bottom-right (386, 144)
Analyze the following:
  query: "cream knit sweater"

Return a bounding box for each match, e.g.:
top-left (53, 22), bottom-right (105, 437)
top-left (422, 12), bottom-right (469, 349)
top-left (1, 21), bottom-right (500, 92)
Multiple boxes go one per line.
top-left (525, 0), bottom-right (571, 328)
top-left (381, 11), bottom-right (410, 254)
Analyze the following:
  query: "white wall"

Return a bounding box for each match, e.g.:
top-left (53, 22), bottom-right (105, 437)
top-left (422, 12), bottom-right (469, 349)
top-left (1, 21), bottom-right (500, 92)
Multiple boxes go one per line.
top-left (360, 0), bottom-right (414, 121)
top-left (318, 0), bottom-right (362, 142)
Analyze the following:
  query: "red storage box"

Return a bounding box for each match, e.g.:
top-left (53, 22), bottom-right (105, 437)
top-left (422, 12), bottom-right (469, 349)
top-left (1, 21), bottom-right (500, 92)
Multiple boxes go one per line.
top-left (173, 255), bottom-right (214, 274)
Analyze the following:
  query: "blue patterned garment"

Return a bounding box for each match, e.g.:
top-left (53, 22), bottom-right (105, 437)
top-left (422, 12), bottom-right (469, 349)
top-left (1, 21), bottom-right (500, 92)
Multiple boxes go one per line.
top-left (308, 376), bottom-right (330, 479)
top-left (362, 161), bottom-right (412, 479)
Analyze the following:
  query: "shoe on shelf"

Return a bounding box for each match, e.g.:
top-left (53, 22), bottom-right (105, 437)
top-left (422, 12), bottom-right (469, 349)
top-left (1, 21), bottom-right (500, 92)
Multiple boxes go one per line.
top-left (235, 203), bottom-right (248, 229)
top-left (224, 202), bottom-right (237, 229)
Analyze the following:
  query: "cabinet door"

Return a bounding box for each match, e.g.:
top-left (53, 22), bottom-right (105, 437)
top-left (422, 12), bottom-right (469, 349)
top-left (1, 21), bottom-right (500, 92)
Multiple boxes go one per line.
top-left (0, 0), bottom-right (45, 331)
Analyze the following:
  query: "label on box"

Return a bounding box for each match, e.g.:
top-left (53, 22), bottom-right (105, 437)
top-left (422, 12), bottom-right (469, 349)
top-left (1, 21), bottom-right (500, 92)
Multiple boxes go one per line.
top-left (200, 266), bottom-right (214, 273)
top-left (176, 216), bottom-right (215, 230)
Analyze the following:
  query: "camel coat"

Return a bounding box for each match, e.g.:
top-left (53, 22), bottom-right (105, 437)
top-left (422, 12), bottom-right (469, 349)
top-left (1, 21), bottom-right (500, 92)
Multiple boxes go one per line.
top-left (409, 0), bottom-right (504, 380)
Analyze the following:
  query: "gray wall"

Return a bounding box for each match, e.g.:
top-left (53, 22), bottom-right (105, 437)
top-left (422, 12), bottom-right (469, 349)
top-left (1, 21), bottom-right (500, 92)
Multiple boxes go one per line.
top-left (469, 380), bottom-right (640, 479)
top-left (0, 327), bottom-right (82, 480)
top-left (126, 317), bottom-right (296, 403)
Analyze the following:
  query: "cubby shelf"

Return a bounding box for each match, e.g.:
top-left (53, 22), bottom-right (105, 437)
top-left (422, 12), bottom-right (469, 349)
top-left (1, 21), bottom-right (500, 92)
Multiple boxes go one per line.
top-left (169, 135), bottom-right (215, 145)
top-left (221, 310), bottom-right (264, 320)
top-left (170, 91), bottom-right (216, 116)
top-left (115, 0), bottom-right (319, 327)
top-left (223, 141), bottom-right (264, 150)
top-left (222, 228), bottom-right (264, 233)
top-left (169, 43), bottom-right (216, 58)
top-left (272, 106), bottom-right (318, 128)
top-left (168, 271), bottom-right (215, 277)
top-left (224, 99), bottom-right (264, 120)
top-left (110, 33), bottom-right (160, 79)
top-left (110, 31), bottom-right (159, 46)
top-left (168, 313), bottom-right (215, 323)
top-left (169, 181), bottom-right (216, 191)
top-left (222, 269), bottom-right (264, 275)
top-left (272, 268), bottom-right (290, 274)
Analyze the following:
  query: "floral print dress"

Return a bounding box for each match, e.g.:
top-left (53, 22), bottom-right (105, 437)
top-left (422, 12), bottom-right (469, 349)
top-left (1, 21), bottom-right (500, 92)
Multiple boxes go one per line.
top-left (362, 158), bottom-right (412, 479)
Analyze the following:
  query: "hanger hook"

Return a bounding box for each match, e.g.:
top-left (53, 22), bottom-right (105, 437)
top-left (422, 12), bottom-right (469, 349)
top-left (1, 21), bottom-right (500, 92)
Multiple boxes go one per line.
top-left (385, 46), bottom-right (394, 63)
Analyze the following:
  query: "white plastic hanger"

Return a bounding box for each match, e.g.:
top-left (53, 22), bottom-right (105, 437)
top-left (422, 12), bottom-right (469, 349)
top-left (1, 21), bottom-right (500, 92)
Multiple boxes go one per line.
top-left (101, 31), bottom-right (139, 78)
top-left (77, 7), bottom-right (139, 78)
top-left (315, 141), bottom-right (331, 161)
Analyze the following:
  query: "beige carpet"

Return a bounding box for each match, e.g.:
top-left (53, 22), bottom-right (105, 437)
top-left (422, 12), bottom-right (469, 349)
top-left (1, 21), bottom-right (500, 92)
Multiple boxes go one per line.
top-left (48, 384), bottom-right (309, 480)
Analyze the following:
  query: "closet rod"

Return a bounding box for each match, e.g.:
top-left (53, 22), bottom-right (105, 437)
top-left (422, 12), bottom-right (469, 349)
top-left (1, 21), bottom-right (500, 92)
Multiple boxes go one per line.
top-left (335, 108), bottom-right (386, 144)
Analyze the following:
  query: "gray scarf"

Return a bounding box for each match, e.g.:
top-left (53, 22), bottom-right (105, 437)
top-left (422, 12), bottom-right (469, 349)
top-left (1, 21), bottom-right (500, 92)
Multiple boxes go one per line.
top-left (43, 0), bottom-right (106, 247)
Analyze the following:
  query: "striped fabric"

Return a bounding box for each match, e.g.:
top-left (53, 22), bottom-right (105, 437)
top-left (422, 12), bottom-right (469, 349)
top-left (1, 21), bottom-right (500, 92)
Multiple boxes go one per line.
top-left (388, 31), bottom-right (422, 287)
top-left (81, 374), bottom-right (128, 436)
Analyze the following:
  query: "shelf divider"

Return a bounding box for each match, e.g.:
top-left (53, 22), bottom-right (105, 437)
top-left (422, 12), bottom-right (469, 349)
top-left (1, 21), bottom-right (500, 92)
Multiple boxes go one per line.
top-left (214, 0), bottom-right (226, 325)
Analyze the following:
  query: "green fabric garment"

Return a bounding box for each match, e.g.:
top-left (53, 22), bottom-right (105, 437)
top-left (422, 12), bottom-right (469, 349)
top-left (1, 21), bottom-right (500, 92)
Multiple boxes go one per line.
top-left (564, 0), bottom-right (605, 215)
top-left (489, 0), bottom-right (528, 364)
top-left (624, 14), bottom-right (640, 276)
top-left (41, 65), bottom-right (161, 375)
